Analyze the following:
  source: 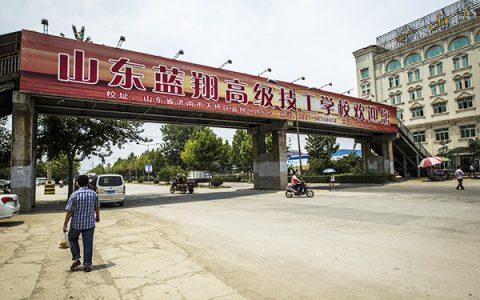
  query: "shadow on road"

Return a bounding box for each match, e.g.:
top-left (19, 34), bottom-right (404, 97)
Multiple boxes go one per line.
top-left (31, 189), bottom-right (278, 213)
top-left (0, 220), bottom-right (25, 227)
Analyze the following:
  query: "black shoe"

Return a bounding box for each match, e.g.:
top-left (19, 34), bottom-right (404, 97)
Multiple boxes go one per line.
top-left (70, 260), bottom-right (81, 270)
top-left (84, 266), bottom-right (91, 272)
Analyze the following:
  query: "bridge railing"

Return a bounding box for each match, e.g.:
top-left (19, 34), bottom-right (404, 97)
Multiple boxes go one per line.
top-left (397, 120), bottom-right (431, 158)
top-left (0, 53), bottom-right (20, 78)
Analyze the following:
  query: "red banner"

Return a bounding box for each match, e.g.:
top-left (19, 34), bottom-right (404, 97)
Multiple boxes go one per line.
top-left (19, 30), bottom-right (397, 133)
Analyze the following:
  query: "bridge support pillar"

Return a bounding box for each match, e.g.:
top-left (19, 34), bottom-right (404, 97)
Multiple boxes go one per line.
top-left (360, 141), bottom-right (371, 174)
top-left (250, 122), bottom-right (288, 190)
top-left (381, 138), bottom-right (395, 175)
top-left (10, 92), bottom-right (36, 212)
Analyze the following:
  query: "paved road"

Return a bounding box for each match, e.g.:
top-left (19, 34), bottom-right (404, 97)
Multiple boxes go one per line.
top-left (1, 180), bottom-right (480, 299)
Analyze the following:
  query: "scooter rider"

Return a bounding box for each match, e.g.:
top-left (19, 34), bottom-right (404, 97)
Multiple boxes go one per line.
top-left (291, 170), bottom-right (304, 193)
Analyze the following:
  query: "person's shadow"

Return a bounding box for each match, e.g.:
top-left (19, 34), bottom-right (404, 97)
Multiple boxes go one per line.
top-left (0, 221), bottom-right (24, 227)
top-left (69, 261), bottom-right (116, 272)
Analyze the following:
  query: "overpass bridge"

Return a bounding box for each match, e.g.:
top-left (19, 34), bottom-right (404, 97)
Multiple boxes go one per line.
top-left (0, 30), bottom-right (428, 212)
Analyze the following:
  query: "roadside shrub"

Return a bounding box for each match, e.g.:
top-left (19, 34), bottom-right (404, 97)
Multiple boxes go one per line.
top-left (289, 173), bottom-right (389, 184)
top-left (153, 178), bottom-right (160, 184)
top-left (211, 177), bottom-right (224, 186)
top-left (216, 176), bottom-right (242, 182)
top-left (157, 166), bottom-right (185, 183)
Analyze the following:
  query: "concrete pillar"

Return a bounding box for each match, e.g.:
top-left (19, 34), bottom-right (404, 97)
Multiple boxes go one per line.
top-left (251, 123), bottom-right (288, 190)
top-left (381, 139), bottom-right (395, 175)
top-left (361, 141), bottom-right (371, 174)
top-left (10, 92), bottom-right (36, 212)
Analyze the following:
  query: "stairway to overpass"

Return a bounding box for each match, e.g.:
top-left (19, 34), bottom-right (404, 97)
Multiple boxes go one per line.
top-left (371, 121), bottom-right (430, 177)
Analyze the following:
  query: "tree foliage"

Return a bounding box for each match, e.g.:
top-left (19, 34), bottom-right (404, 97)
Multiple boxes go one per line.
top-left (305, 135), bottom-right (339, 174)
top-left (229, 129), bottom-right (253, 174)
top-left (160, 124), bottom-right (197, 167)
top-left (469, 138), bottom-right (480, 159)
top-left (0, 117), bottom-right (10, 170)
top-left (180, 128), bottom-right (224, 176)
top-left (37, 154), bottom-right (80, 180)
top-left (37, 116), bottom-right (147, 195)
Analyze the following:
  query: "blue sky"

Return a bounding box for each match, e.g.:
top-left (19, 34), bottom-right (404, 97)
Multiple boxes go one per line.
top-left (0, 0), bottom-right (455, 172)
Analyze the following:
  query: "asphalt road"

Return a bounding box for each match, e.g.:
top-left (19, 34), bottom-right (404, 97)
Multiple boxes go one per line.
top-left (2, 179), bottom-right (479, 299)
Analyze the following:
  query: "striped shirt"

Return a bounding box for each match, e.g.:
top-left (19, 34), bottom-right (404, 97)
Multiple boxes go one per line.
top-left (66, 187), bottom-right (99, 230)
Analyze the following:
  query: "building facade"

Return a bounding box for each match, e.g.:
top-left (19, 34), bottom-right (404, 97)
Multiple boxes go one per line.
top-left (354, 1), bottom-right (480, 161)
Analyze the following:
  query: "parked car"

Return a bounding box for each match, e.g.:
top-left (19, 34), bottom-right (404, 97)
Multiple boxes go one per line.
top-left (0, 179), bottom-right (10, 189)
top-left (0, 189), bottom-right (20, 220)
top-left (90, 174), bottom-right (126, 207)
top-left (36, 177), bottom-right (47, 186)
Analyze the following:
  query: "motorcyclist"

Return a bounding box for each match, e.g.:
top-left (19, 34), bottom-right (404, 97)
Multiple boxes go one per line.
top-left (291, 170), bottom-right (304, 193)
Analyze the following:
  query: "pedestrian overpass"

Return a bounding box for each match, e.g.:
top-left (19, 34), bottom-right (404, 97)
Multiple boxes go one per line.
top-left (0, 30), bottom-right (428, 212)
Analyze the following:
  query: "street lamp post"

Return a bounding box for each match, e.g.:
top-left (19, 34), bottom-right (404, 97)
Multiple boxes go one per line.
top-left (267, 78), bottom-right (305, 175)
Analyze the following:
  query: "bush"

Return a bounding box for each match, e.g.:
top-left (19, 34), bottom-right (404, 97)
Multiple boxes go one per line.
top-left (153, 178), bottom-right (160, 184)
top-left (211, 177), bottom-right (224, 186)
top-left (289, 173), bottom-right (389, 184)
top-left (157, 166), bottom-right (186, 183)
top-left (216, 176), bottom-right (242, 182)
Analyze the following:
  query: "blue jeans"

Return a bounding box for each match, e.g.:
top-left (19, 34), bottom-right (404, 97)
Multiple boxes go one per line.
top-left (68, 226), bottom-right (95, 266)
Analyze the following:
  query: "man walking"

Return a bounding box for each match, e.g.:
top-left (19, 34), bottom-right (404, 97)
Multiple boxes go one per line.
top-left (455, 166), bottom-right (465, 190)
top-left (63, 175), bottom-right (100, 272)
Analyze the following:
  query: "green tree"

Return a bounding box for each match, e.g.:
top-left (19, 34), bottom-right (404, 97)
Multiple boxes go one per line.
top-left (305, 135), bottom-right (339, 174)
top-left (37, 116), bottom-right (147, 196)
top-left (437, 140), bottom-right (451, 158)
top-left (160, 124), bottom-right (197, 167)
top-left (218, 140), bottom-right (232, 174)
top-left (180, 128), bottom-right (224, 179)
top-left (0, 117), bottom-right (11, 170)
top-left (469, 138), bottom-right (480, 160)
top-left (229, 129), bottom-right (253, 177)
top-left (332, 153), bottom-right (362, 174)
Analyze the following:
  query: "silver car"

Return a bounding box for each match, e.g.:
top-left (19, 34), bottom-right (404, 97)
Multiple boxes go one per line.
top-left (0, 190), bottom-right (20, 219)
top-left (91, 174), bottom-right (126, 207)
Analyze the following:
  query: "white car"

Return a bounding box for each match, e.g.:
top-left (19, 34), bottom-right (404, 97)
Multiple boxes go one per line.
top-left (90, 174), bottom-right (126, 207)
top-left (0, 190), bottom-right (20, 219)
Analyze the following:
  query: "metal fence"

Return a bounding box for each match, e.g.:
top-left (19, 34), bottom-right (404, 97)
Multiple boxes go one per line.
top-left (397, 120), bottom-right (431, 158)
top-left (377, 0), bottom-right (480, 51)
top-left (0, 53), bottom-right (20, 77)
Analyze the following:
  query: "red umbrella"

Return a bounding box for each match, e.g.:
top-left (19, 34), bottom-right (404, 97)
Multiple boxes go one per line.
top-left (418, 157), bottom-right (443, 168)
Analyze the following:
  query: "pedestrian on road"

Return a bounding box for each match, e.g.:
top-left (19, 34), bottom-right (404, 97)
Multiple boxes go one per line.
top-left (455, 166), bottom-right (465, 190)
top-left (469, 163), bottom-right (476, 178)
top-left (329, 174), bottom-right (336, 191)
top-left (63, 174), bottom-right (100, 272)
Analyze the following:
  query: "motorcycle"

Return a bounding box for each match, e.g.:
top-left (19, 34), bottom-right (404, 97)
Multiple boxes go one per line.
top-left (285, 182), bottom-right (314, 198)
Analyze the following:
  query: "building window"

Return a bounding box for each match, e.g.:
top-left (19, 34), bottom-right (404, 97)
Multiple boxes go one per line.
top-left (433, 102), bottom-right (447, 114)
top-left (453, 54), bottom-right (469, 70)
top-left (390, 93), bottom-right (402, 105)
top-left (386, 60), bottom-right (401, 72)
top-left (435, 128), bottom-right (449, 141)
top-left (448, 36), bottom-right (471, 52)
top-left (476, 32), bottom-right (480, 43)
top-left (413, 131), bottom-right (426, 143)
top-left (438, 82), bottom-right (445, 94)
top-left (404, 53), bottom-right (422, 66)
top-left (425, 45), bottom-right (444, 59)
top-left (428, 62), bottom-right (443, 77)
top-left (411, 107), bottom-right (424, 118)
top-left (455, 75), bottom-right (472, 90)
top-left (360, 68), bottom-right (369, 79)
top-left (407, 69), bottom-right (420, 83)
top-left (460, 124), bottom-right (476, 138)
top-left (457, 96), bottom-right (474, 110)
top-left (431, 83), bottom-right (437, 96)
top-left (361, 82), bottom-right (371, 96)
top-left (409, 87), bottom-right (422, 100)
top-left (397, 110), bottom-right (404, 121)
top-left (388, 75), bottom-right (400, 88)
